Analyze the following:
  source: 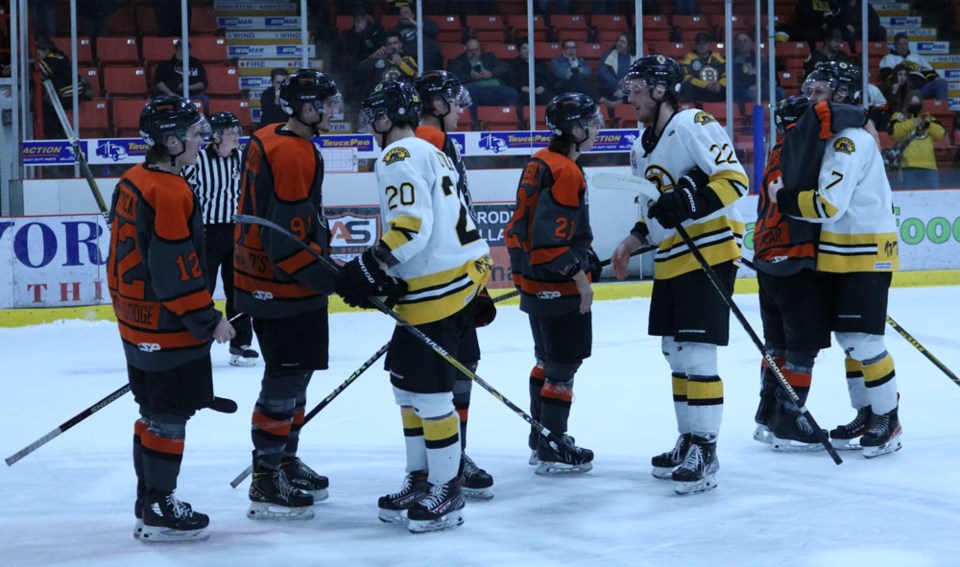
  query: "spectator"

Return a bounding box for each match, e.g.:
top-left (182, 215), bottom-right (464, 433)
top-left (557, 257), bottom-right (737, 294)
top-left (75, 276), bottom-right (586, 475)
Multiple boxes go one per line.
top-left (597, 32), bottom-right (637, 109)
top-left (879, 32), bottom-right (948, 100)
top-left (78, 0), bottom-right (117, 44)
top-left (154, 40), bottom-right (209, 111)
top-left (833, 0), bottom-right (886, 45)
top-left (792, 0), bottom-right (834, 51)
top-left (731, 33), bottom-right (784, 107)
top-left (550, 39), bottom-right (602, 102)
top-left (886, 90), bottom-right (945, 189)
top-left (357, 32), bottom-right (418, 94)
top-left (344, 5), bottom-right (383, 98)
top-left (679, 32), bottom-right (726, 103)
top-left (36, 36), bottom-right (92, 139)
top-left (392, 4), bottom-right (441, 72)
top-left (448, 39), bottom-right (519, 112)
top-left (506, 38), bottom-right (554, 107)
top-left (29, 0), bottom-right (58, 38)
top-left (880, 63), bottom-right (912, 125)
top-left (803, 28), bottom-right (850, 76)
top-left (258, 68), bottom-right (289, 129)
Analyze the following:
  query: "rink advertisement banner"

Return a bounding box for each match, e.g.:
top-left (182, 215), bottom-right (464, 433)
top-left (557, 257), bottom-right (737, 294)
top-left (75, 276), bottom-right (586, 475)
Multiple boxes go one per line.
top-left (217, 16), bottom-right (302, 30)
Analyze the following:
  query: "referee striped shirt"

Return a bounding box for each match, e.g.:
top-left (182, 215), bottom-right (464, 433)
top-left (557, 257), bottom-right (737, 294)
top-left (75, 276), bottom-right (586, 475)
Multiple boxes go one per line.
top-left (183, 146), bottom-right (243, 225)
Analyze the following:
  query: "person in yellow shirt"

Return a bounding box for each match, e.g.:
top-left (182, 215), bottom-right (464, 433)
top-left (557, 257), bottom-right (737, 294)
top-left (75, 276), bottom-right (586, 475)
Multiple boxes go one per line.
top-left (886, 91), bottom-right (945, 189)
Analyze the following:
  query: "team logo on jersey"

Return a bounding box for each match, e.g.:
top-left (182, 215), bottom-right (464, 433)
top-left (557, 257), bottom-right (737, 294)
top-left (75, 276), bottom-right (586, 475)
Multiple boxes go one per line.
top-left (694, 111), bottom-right (717, 126)
top-left (252, 290), bottom-right (274, 300)
top-left (383, 147), bottom-right (411, 165)
top-left (644, 165), bottom-right (675, 192)
top-left (833, 137), bottom-right (856, 154)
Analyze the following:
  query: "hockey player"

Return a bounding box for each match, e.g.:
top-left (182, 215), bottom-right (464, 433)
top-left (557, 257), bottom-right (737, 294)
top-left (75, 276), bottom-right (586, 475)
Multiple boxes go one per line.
top-left (771, 61), bottom-right (903, 458)
top-left (182, 111), bottom-right (258, 368)
top-left (234, 70), bottom-right (343, 520)
top-left (107, 96), bottom-right (236, 542)
top-left (610, 55), bottom-right (749, 494)
top-left (753, 92), bottom-right (869, 452)
top-left (337, 80), bottom-right (491, 533)
top-left (504, 92), bottom-right (602, 476)
top-left (413, 70), bottom-right (496, 500)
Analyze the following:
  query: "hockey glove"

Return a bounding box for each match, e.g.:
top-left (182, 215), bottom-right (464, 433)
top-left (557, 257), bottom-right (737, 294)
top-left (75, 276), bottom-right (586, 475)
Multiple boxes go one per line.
top-left (473, 287), bottom-right (497, 327)
top-left (647, 167), bottom-right (711, 229)
top-left (586, 248), bottom-right (603, 282)
top-left (335, 249), bottom-right (407, 309)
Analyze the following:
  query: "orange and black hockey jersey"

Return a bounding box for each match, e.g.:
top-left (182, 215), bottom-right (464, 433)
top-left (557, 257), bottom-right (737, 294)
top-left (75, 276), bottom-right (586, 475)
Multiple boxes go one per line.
top-left (234, 124), bottom-right (335, 319)
top-left (106, 164), bottom-right (220, 372)
top-left (505, 147), bottom-right (593, 317)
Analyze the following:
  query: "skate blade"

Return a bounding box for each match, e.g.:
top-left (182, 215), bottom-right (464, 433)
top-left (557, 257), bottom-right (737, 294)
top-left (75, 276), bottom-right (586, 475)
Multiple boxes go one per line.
top-left (304, 488), bottom-right (329, 502)
top-left (862, 434), bottom-right (902, 459)
top-left (463, 486), bottom-right (494, 500)
top-left (528, 450), bottom-right (539, 466)
top-left (133, 520), bottom-right (143, 540)
top-left (830, 437), bottom-right (863, 451)
top-left (535, 460), bottom-right (593, 476)
top-left (229, 356), bottom-right (257, 367)
top-left (753, 425), bottom-right (773, 445)
top-left (407, 510), bottom-right (464, 533)
top-left (246, 502), bottom-right (315, 521)
top-left (673, 473), bottom-right (718, 495)
top-left (139, 525), bottom-right (210, 543)
top-left (651, 466), bottom-right (676, 480)
top-left (772, 435), bottom-right (827, 453)
top-left (378, 509), bottom-right (408, 525)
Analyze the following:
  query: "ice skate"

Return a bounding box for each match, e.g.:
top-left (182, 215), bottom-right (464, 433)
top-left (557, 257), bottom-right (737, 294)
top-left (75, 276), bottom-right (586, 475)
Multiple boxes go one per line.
top-left (771, 412), bottom-right (826, 453)
top-left (651, 433), bottom-right (691, 480)
top-left (753, 392), bottom-right (776, 445)
top-left (139, 492), bottom-right (209, 543)
top-left (535, 435), bottom-right (593, 475)
top-left (280, 456), bottom-right (329, 501)
top-left (407, 477), bottom-right (465, 533)
top-left (860, 408), bottom-right (902, 459)
top-left (135, 490), bottom-right (191, 540)
top-left (247, 466), bottom-right (315, 521)
top-left (377, 470), bottom-right (430, 525)
top-left (461, 453), bottom-right (494, 500)
top-left (229, 345), bottom-right (259, 367)
top-left (528, 449), bottom-right (539, 466)
top-left (672, 436), bottom-right (719, 495)
top-left (829, 406), bottom-right (872, 450)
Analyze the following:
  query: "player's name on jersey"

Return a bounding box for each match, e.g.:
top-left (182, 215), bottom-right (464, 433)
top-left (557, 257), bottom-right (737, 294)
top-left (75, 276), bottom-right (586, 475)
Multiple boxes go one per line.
top-left (887, 27), bottom-right (938, 41)
top-left (226, 31), bottom-right (306, 42)
top-left (227, 44), bottom-right (316, 59)
top-left (880, 16), bottom-right (922, 28)
top-left (217, 16), bottom-right (301, 30)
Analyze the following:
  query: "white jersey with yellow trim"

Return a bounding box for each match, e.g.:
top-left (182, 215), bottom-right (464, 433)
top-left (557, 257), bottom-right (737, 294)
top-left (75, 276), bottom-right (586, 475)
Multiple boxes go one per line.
top-left (784, 126), bottom-right (899, 273)
top-left (629, 108), bottom-right (749, 280)
top-left (374, 135), bottom-right (492, 325)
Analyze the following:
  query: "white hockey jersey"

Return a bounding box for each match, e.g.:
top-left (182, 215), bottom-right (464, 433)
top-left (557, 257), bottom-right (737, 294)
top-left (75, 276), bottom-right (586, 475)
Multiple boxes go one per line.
top-left (780, 127), bottom-right (899, 273)
top-left (374, 135), bottom-right (492, 325)
top-left (630, 108), bottom-right (749, 279)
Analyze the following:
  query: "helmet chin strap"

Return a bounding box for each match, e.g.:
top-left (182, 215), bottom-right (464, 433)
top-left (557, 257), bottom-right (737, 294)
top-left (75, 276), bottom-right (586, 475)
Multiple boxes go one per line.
top-left (373, 118), bottom-right (395, 149)
top-left (434, 100), bottom-right (452, 133)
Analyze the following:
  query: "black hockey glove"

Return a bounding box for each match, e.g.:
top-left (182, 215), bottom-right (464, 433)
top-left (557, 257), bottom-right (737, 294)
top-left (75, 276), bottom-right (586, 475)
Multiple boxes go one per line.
top-left (647, 167), bottom-right (711, 229)
top-left (473, 287), bottom-right (497, 328)
top-left (335, 249), bottom-right (407, 309)
top-left (586, 248), bottom-right (603, 282)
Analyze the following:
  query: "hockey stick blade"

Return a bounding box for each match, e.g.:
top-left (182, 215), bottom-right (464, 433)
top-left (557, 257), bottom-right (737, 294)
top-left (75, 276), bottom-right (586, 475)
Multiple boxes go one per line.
top-left (590, 172), bottom-right (661, 202)
top-left (676, 226), bottom-right (842, 465)
top-left (208, 396), bottom-right (238, 414)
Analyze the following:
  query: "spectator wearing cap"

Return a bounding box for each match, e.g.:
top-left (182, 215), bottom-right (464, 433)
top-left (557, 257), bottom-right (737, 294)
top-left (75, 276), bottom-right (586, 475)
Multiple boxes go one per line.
top-left (879, 32), bottom-right (947, 101)
top-left (258, 68), bottom-right (289, 129)
top-left (550, 39), bottom-right (602, 102)
top-left (154, 40), bottom-right (209, 110)
top-left (803, 28), bottom-right (850, 76)
top-left (449, 38), bottom-right (519, 115)
top-left (679, 32), bottom-right (726, 103)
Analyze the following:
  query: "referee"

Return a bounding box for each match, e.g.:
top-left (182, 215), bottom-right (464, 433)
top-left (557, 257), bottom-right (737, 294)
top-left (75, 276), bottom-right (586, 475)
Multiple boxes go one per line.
top-left (183, 111), bottom-right (258, 366)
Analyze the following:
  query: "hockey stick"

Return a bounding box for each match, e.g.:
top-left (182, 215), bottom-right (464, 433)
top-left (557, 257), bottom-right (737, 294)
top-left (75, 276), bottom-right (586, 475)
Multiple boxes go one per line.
top-left (41, 76), bottom-right (108, 214)
top-left (673, 224), bottom-right (843, 465)
top-left (5, 313), bottom-right (245, 466)
top-left (590, 172), bottom-right (661, 201)
top-left (234, 213), bottom-right (604, 461)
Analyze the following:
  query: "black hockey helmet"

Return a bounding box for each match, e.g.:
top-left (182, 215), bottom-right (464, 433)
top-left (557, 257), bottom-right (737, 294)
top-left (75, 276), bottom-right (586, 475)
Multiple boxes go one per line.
top-left (360, 79), bottom-right (422, 131)
top-left (139, 95), bottom-right (210, 148)
top-left (622, 54), bottom-right (685, 98)
top-left (546, 92), bottom-right (603, 138)
top-left (279, 69), bottom-right (342, 118)
top-left (208, 111), bottom-right (241, 139)
top-left (414, 70), bottom-right (472, 110)
top-left (824, 60), bottom-right (863, 104)
top-left (774, 95), bottom-right (811, 135)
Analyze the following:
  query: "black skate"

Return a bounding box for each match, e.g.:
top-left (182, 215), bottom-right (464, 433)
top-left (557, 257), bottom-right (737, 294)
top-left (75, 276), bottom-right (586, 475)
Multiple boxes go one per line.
top-left (377, 470), bottom-right (430, 525)
top-left (672, 436), bottom-right (719, 495)
top-left (753, 392), bottom-right (777, 445)
top-left (829, 406), bottom-right (872, 450)
top-left (139, 492), bottom-right (209, 543)
top-left (461, 453), bottom-right (494, 500)
top-left (229, 344), bottom-right (259, 367)
top-left (407, 477), bottom-right (466, 533)
top-left (281, 456), bottom-right (329, 501)
top-left (860, 408), bottom-right (902, 459)
top-left (771, 411), bottom-right (826, 453)
top-left (247, 466), bottom-right (315, 521)
top-left (651, 433), bottom-right (692, 479)
top-left (535, 435), bottom-right (594, 476)
top-left (135, 486), bottom-right (192, 540)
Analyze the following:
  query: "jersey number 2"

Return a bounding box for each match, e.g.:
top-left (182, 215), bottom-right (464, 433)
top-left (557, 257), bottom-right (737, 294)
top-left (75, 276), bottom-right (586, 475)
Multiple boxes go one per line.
top-left (441, 176), bottom-right (480, 246)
